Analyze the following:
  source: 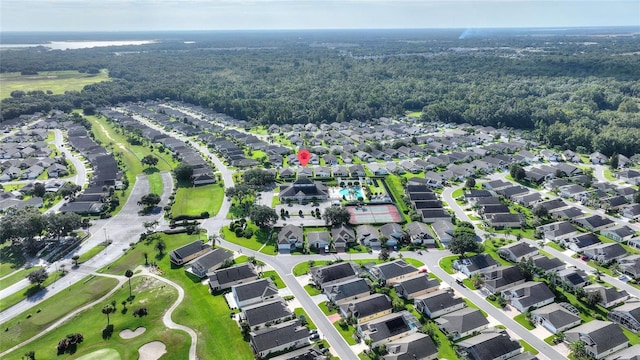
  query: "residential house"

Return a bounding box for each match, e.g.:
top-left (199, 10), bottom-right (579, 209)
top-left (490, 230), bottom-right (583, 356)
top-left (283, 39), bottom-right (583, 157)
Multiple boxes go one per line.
top-left (531, 303), bottom-right (582, 334)
top-left (307, 231), bottom-right (331, 252)
top-left (393, 274), bottom-right (441, 300)
top-left (208, 263), bottom-right (259, 291)
top-left (497, 243), bottom-right (538, 263)
top-left (501, 281), bottom-right (555, 313)
top-left (325, 277), bottom-right (371, 305)
top-left (454, 254), bottom-right (500, 277)
top-left (277, 224), bottom-right (303, 253)
top-left (431, 220), bottom-right (454, 247)
top-left (279, 179), bottom-right (329, 203)
top-left (582, 242), bottom-right (628, 265)
top-left (557, 268), bottom-right (590, 290)
top-left (358, 311), bottom-right (419, 347)
top-left (566, 321), bottom-right (629, 359)
top-left (379, 223), bottom-right (406, 247)
top-left (190, 248), bottom-right (233, 278)
top-left (369, 259), bottom-right (420, 285)
top-left (619, 255), bottom-right (640, 279)
top-left (456, 331), bottom-right (522, 360)
top-left (435, 307), bottom-right (490, 340)
top-left (249, 320), bottom-right (309, 358)
top-left (601, 225), bottom-right (637, 243)
top-left (560, 233), bottom-right (601, 253)
top-left (414, 290), bottom-right (466, 319)
top-left (590, 152), bottom-right (608, 164)
top-left (584, 284), bottom-right (629, 308)
top-left (357, 224), bottom-right (382, 248)
top-left (574, 215), bottom-right (615, 232)
top-left (482, 266), bottom-right (526, 294)
top-left (607, 300), bottom-right (640, 333)
top-left (486, 213), bottom-right (525, 229)
top-left (536, 221), bottom-right (579, 242)
top-left (340, 293), bottom-right (393, 324)
top-left (383, 332), bottom-right (439, 360)
top-left (232, 278), bottom-right (280, 309)
top-left (242, 299), bottom-right (294, 329)
top-left (310, 262), bottom-right (359, 289)
top-left (621, 204), bottom-right (640, 220)
top-left (405, 222), bottom-right (435, 246)
top-left (169, 240), bottom-right (212, 266)
top-left (331, 224), bottom-right (355, 252)
top-left (603, 345), bottom-right (640, 360)
top-left (531, 255), bottom-right (566, 274)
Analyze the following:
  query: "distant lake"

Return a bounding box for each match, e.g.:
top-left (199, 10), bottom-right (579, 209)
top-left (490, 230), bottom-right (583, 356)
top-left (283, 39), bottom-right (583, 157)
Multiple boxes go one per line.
top-left (0, 40), bottom-right (156, 50)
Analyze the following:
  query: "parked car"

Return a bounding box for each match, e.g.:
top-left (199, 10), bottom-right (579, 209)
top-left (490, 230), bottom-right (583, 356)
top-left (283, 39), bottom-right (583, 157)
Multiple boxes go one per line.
top-left (309, 333), bottom-right (320, 341)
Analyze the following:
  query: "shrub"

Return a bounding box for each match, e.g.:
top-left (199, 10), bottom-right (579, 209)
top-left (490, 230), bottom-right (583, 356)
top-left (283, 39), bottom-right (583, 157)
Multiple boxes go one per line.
top-left (234, 227), bottom-right (244, 237)
top-left (243, 229), bottom-right (254, 238)
top-left (201, 211), bottom-right (210, 218)
top-left (133, 307), bottom-right (148, 317)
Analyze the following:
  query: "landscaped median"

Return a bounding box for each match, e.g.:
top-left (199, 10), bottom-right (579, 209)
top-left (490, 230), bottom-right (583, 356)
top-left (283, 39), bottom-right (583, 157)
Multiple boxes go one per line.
top-left (0, 269), bottom-right (67, 313)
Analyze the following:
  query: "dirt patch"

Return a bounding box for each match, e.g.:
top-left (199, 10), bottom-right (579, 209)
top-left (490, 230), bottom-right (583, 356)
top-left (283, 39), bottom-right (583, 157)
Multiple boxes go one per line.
top-left (119, 326), bottom-right (146, 339)
top-left (138, 341), bottom-right (167, 360)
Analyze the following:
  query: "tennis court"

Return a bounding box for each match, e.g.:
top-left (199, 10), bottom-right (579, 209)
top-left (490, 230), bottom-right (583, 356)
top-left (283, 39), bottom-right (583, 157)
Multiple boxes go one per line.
top-left (346, 204), bottom-right (403, 224)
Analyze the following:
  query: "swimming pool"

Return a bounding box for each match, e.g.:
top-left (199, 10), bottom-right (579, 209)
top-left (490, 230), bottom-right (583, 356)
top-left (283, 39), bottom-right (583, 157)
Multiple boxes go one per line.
top-left (339, 187), bottom-right (364, 200)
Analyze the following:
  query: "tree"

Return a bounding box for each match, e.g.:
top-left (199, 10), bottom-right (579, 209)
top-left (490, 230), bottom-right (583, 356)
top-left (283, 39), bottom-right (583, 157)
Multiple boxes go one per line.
top-left (323, 206), bottom-right (351, 226)
top-left (174, 162), bottom-right (194, 183)
top-left (138, 193), bottom-right (161, 210)
top-left (516, 257), bottom-right (536, 281)
top-left (378, 248), bottom-right (390, 261)
top-left (32, 182), bottom-right (46, 198)
top-left (610, 152), bottom-right (619, 170)
top-left (509, 163), bottom-right (526, 181)
top-left (570, 340), bottom-right (588, 359)
top-left (634, 190), bottom-right (640, 204)
top-left (242, 169), bottom-right (275, 186)
top-left (102, 304), bottom-right (115, 326)
top-left (464, 177), bottom-right (476, 189)
top-left (27, 268), bottom-right (48, 287)
top-left (585, 291), bottom-right (602, 307)
top-left (471, 273), bottom-right (484, 288)
top-left (125, 269), bottom-right (134, 298)
top-left (532, 204), bottom-right (549, 219)
top-left (72, 255), bottom-right (80, 266)
top-left (155, 239), bottom-right (166, 255)
top-left (249, 205), bottom-right (278, 229)
top-left (448, 233), bottom-right (479, 257)
top-left (141, 155), bottom-right (159, 168)
top-left (45, 212), bottom-right (82, 240)
top-left (143, 220), bottom-right (159, 234)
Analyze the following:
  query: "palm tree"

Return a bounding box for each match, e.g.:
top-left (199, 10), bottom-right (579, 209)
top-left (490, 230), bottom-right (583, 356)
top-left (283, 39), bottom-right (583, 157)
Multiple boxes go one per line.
top-left (570, 340), bottom-right (587, 359)
top-left (125, 269), bottom-right (134, 298)
top-left (256, 261), bottom-right (265, 275)
top-left (72, 255), bottom-right (80, 267)
top-left (471, 273), bottom-right (484, 289)
top-left (102, 304), bottom-right (115, 326)
top-left (155, 239), bottom-right (166, 255)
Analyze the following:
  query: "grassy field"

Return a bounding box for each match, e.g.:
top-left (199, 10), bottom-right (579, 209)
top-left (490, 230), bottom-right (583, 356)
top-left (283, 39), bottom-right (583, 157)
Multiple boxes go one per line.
top-left (0, 244), bottom-right (27, 278)
top-left (438, 255), bottom-right (459, 274)
top-left (77, 245), bottom-right (106, 264)
top-left (0, 275), bottom-right (118, 351)
top-left (0, 266), bottom-right (41, 291)
top-left (4, 276), bottom-right (190, 360)
top-left (172, 184), bottom-right (224, 218)
top-left (262, 270), bottom-right (285, 289)
top-left (0, 70), bottom-right (110, 99)
top-left (221, 223), bottom-right (277, 255)
top-left (0, 270), bottom-right (66, 313)
top-left (101, 233), bottom-right (199, 275)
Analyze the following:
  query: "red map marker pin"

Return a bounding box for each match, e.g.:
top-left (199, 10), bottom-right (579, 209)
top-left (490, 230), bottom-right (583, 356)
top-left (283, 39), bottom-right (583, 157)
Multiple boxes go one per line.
top-left (297, 149), bottom-right (311, 167)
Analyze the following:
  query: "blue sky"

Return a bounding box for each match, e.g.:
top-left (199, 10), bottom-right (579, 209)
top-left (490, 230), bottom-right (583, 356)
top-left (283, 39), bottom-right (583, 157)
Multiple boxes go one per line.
top-left (1, 0), bottom-right (639, 32)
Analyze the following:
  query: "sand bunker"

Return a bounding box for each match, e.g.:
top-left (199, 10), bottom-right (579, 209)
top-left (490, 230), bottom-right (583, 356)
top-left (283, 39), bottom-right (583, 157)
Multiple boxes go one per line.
top-left (119, 326), bottom-right (146, 339)
top-left (138, 341), bottom-right (167, 360)
top-left (74, 348), bottom-right (121, 360)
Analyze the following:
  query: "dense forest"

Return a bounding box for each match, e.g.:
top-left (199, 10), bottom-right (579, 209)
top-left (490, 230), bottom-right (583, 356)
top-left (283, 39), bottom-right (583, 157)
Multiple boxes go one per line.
top-left (1, 28), bottom-right (640, 155)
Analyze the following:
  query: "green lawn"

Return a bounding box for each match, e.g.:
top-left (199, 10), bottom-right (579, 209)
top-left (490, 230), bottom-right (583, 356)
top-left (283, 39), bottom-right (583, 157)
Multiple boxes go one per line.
top-left (403, 258), bottom-right (425, 268)
top-left (0, 70), bottom-right (110, 99)
top-left (100, 232), bottom-right (200, 275)
top-left (158, 250), bottom-right (254, 359)
top-left (0, 243), bottom-right (27, 278)
top-left (384, 175), bottom-right (410, 222)
top-left (294, 308), bottom-right (317, 330)
top-left (172, 183), bottom-right (224, 218)
top-left (0, 275), bottom-right (118, 350)
top-left (318, 301), bottom-right (337, 315)
top-left (262, 270), bottom-right (285, 289)
top-left (0, 270), bottom-right (66, 313)
top-left (439, 255), bottom-right (459, 274)
top-left (519, 339), bottom-right (540, 355)
top-left (3, 276), bottom-right (190, 360)
top-left (513, 313), bottom-right (536, 330)
top-left (77, 245), bottom-right (106, 264)
top-left (221, 223), bottom-right (276, 255)
top-left (147, 171), bottom-right (163, 195)
top-left (0, 266), bottom-right (40, 291)
top-left (304, 284), bottom-right (322, 296)
top-left (334, 321), bottom-right (358, 345)
top-left (452, 188), bottom-right (464, 198)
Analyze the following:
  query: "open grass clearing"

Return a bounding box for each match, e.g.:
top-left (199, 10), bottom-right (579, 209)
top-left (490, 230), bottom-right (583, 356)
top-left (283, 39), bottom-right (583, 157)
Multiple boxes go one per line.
top-left (294, 308), bottom-right (316, 330)
top-left (0, 70), bottom-right (110, 99)
top-left (513, 313), bottom-right (535, 330)
top-left (100, 232), bottom-right (200, 276)
top-left (172, 183), bottom-right (224, 218)
top-left (0, 270), bottom-right (66, 313)
top-left (438, 255), bottom-right (458, 274)
top-left (77, 245), bottom-right (106, 264)
top-left (4, 276), bottom-right (190, 360)
top-left (0, 266), bottom-right (40, 291)
top-left (0, 243), bottom-right (27, 278)
top-left (334, 321), bottom-right (358, 345)
top-left (0, 275), bottom-right (118, 350)
top-left (221, 222), bottom-right (276, 255)
top-left (262, 270), bottom-right (285, 289)
top-left (304, 284), bottom-right (322, 296)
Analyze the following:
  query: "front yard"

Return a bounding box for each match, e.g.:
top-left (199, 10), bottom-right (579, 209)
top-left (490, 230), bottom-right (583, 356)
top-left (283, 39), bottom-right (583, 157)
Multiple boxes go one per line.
top-left (172, 183), bottom-right (224, 218)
